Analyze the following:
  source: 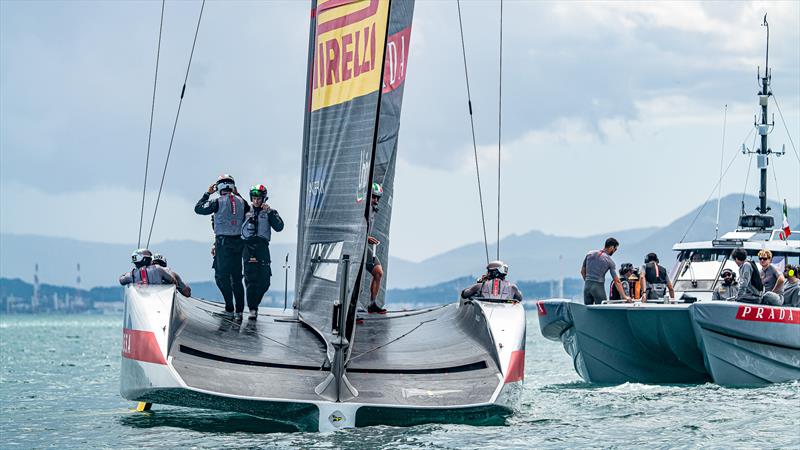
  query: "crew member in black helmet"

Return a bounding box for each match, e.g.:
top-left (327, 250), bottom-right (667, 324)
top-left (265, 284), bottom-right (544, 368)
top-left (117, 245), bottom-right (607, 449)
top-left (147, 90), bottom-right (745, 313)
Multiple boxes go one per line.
top-left (460, 260), bottom-right (523, 301)
top-left (241, 184), bottom-right (284, 320)
top-left (640, 253), bottom-right (675, 301)
top-left (194, 174), bottom-right (250, 319)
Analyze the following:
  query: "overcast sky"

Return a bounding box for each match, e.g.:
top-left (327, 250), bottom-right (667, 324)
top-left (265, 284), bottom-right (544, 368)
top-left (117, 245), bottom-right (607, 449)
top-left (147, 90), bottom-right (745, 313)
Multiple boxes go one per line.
top-left (1, 0), bottom-right (798, 262)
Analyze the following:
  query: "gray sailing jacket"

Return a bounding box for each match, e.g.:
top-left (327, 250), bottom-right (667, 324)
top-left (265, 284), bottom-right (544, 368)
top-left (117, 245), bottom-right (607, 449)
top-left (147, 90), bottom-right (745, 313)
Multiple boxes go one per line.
top-left (119, 266), bottom-right (175, 286)
top-left (461, 278), bottom-right (523, 301)
top-left (736, 262), bottom-right (763, 303)
top-left (194, 192), bottom-right (250, 236)
top-left (241, 207), bottom-right (285, 241)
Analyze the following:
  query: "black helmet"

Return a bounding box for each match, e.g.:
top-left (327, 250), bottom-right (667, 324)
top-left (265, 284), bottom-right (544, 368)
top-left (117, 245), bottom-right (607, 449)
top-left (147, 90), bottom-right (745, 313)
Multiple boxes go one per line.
top-left (620, 263), bottom-right (633, 276)
top-left (153, 253), bottom-right (167, 267)
top-left (486, 260), bottom-right (508, 279)
top-left (131, 249), bottom-right (153, 268)
top-left (720, 268), bottom-right (736, 285)
top-left (216, 174), bottom-right (235, 192)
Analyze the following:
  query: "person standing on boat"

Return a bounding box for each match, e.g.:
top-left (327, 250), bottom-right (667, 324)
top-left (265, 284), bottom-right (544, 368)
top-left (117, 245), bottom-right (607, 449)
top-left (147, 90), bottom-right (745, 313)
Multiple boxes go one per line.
top-left (758, 249), bottom-right (785, 304)
top-left (610, 263), bottom-right (635, 301)
top-left (581, 238), bottom-right (629, 304)
top-left (240, 184), bottom-right (284, 320)
top-left (194, 174), bottom-right (250, 318)
top-left (732, 248), bottom-right (782, 306)
top-left (119, 249), bottom-right (176, 287)
top-left (640, 253), bottom-right (675, 301)
top-left (783, 265), bottom-right (799, 307)
top-left (712, 268), bottom-right (739, 301)
top-left (366, 183), bottom-right (386, 314)
top-left (461, 260), bottom-right (523, 301)
top-left (152, 253), bottom-right (191, 297)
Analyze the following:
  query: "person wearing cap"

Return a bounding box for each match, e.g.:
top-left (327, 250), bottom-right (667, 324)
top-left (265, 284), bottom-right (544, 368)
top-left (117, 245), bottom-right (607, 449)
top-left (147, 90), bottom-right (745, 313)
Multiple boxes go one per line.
top-left (460, 260), bottom-right (523, 301)
top-left (366, 183), bottom-right (386, 314)
top-left (240, 184), bottom-right (284, 320)
top-left (152, 253), bottom-right (191, 297)
top-left (713, 268), bottom-right (739, 301)
top-left (640, 253), bottom-right (675, 301)
top-left (119, 249), bottom-right (176, 287)
top-left (194, 174), bottom-right (250, 318)
top-left (581, 237), bottom-right (630, 305)
top-left (782, 264), bottom-right (799, 307)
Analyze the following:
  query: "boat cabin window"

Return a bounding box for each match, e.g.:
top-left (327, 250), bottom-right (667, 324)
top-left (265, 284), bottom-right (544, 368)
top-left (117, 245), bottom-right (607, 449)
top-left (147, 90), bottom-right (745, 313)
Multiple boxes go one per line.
top-left (673, 249), bottom-right (732, 291)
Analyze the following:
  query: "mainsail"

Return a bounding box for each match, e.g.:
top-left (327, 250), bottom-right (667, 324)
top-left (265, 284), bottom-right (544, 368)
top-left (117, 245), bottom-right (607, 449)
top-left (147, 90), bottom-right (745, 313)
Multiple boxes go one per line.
top-left (295, 0), bottom-right (414, 346)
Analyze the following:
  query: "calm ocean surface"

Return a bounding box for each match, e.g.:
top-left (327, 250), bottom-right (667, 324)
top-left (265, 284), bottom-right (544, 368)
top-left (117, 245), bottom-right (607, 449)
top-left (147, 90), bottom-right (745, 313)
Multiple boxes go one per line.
top-left (1, 313), bottom-right (798, 449)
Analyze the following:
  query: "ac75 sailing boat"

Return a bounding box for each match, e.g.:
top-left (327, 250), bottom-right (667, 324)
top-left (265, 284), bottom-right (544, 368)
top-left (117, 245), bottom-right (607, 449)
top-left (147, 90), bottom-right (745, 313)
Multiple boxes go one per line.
top-left (121, 0), bottom-right (525, 431)
top-left (537, 16), bottom-right (799, 386)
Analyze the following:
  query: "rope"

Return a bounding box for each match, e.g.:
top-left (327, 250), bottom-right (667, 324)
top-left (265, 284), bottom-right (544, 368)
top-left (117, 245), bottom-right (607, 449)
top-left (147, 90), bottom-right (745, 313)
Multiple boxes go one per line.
top-left (456, 0), bottom-right (490, 264)
top-left (146, 0), bottom-right (206, 248)
top-left (679, 128), bottom-right (754, 242)
top-left (496, 0), bottom-right (503, 261)
top-left (772, 94), bottom-right (800, 164)
top-left (138, 0), bottom-right (165, 249)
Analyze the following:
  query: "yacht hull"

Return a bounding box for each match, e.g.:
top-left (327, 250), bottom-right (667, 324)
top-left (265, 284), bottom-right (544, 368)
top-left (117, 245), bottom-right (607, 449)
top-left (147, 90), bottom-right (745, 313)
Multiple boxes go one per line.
top-left (121, 286), bottom-right (525, 431)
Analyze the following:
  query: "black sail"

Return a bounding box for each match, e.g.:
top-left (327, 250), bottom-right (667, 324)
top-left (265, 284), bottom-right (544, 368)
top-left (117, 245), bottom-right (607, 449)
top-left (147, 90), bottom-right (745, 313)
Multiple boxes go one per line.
top-left (295, 0), bottom-right (396, 346)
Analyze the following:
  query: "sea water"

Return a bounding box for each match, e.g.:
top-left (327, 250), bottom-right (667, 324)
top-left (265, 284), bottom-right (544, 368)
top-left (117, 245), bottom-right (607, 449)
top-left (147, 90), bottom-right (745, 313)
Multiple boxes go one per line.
top-left (1, 314), bottom-right (798, 449)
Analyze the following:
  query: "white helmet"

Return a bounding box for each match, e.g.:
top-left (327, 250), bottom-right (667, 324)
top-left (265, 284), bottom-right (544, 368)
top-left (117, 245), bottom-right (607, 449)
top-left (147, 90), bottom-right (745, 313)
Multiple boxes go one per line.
top-left (486, 260), bottom-right (509, 278)
top-left (131, 249), bottom-right (153, 268)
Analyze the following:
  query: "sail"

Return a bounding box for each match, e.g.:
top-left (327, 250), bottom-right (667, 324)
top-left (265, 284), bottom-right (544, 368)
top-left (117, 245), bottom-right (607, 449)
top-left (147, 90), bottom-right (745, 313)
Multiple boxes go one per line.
top-left (356, 0), bottom-right (414, 309)
top-left (295, 0), bottom-right (393, 340)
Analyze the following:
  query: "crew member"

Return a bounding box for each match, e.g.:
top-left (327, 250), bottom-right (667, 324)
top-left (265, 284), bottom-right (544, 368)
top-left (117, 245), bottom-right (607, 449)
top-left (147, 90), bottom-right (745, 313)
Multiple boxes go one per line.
top-left (152, 253), bottom-right (191, 297)
top-left (758, 249), bottom-right (785, 304)
top-left (241, 184), bottom-right (284, 320)
top-left (581, 238), bottom-right (629, 305)
top-left (366, 183), bottom-right (386, 314)
top-left (713, 268), bottom-right (739, 300)
top-left (461, 260), bottom-right (523, 301)
top-left (640, 253), bottom-right (675, 301)
top-left (783, 264), bottom-right (799, 307)
top-left (610, 263), bottom-right (634, 301)
top-left (195, 174), bottom-right (250, 318)
top-left (732, 248), bottom-right (782, 305)
top-left (119, 249), bottom-right (176, 287)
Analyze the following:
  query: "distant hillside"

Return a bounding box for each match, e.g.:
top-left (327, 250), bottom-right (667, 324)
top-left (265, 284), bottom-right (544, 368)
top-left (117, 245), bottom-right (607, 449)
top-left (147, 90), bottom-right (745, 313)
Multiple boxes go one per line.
top-left (1, 194), bottom-right (796, 290)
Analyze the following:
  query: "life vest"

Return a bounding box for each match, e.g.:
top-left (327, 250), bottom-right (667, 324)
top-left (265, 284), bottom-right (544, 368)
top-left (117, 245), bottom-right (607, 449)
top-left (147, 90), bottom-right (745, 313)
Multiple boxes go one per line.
top-left (479, 278), bottom-right (514, 300)
top-left (610, 278), bottom-right (632, 300)
top-left (213, 193), bottom-right (246, 236)
top-left (130, 266), bottom-right (169, 285)
top-left (241, 207), bottom-right (272, 242)
top-left (644, 262), bottom-right (668, 298)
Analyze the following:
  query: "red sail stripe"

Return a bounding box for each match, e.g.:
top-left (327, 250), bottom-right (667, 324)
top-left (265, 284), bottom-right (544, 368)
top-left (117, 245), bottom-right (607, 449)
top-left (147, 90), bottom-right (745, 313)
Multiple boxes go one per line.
top-left (504, 350), bottom-right (525, 383)
top-left (122, 328), bottom-right (167, 365)
top-left (316, 0), bottom-right (379, 35)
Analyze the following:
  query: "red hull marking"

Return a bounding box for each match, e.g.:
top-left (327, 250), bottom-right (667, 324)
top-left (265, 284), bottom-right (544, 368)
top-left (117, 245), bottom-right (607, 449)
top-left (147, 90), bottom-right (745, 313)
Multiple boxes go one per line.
top-left (122, 328), bottom-right (166, 365)
top-left (536, 300), bottom-right (546, 316)
top-left (504, 350), bottom-right (525, 383)
top-left (736, 305), bottom-right (799, 324)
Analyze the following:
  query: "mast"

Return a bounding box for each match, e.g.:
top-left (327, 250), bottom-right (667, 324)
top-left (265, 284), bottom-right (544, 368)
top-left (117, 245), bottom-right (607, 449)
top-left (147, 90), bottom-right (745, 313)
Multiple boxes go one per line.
top-left (757, 14), bottom-right (771, 215)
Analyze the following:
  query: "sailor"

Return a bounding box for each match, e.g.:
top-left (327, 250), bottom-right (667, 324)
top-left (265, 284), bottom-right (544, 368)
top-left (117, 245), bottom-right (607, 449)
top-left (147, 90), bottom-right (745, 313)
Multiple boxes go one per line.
top-left (581, 237), bottom-right (629, 304)
top-left (732, 248), bottom-right (782, 305)
top-left (758, 249), bottom-right (785, 304)
top-left (712, 268), bottom-right (739, 301)
top-left (240, 184), bottom-right (284, 320)
top-left (610, 263), bottom-right (634, 301)
top-left (194, 174), bottom-right (250, 318)
top-left (782, 264), bottom-right (799, 307)
top-left (640, 253), bottom-right (675, 301)
top-left (152, 253), bottom-right (191, 297)
top-left (119, 249), bottom-right (176, 287)
top-left (460, 260), bottom-right (523, 301)
top-left (366, 183), bottom-right (386, 314)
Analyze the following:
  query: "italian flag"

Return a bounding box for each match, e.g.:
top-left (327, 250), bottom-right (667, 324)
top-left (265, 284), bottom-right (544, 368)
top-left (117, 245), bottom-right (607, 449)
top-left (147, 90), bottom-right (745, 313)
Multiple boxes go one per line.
top-left (781, 199), bottom-right (792, 240)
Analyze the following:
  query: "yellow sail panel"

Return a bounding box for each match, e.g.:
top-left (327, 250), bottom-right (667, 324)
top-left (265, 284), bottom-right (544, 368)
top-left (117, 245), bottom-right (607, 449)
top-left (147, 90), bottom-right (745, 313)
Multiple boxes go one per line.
top-left (311, 0), bottom-right (389, 112)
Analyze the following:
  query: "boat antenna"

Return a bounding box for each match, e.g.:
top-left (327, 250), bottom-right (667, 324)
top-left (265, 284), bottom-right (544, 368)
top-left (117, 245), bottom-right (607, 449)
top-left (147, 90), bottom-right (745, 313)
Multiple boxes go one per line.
top-left (715, 104), bottom-right (728, 238)
top-left (137, 0), bottom-right (166, 249)
top-left (456, 0), bottom-right (490, 264)
top-left (496, 0), bottom-right (503, 260)
top-left (146, 0), bottom-right (206, 248)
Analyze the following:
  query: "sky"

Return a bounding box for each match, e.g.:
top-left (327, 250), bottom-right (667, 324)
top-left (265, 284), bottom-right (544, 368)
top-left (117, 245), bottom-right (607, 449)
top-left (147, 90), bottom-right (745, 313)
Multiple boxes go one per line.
top-left (1, 0), bottom-right (799, 263)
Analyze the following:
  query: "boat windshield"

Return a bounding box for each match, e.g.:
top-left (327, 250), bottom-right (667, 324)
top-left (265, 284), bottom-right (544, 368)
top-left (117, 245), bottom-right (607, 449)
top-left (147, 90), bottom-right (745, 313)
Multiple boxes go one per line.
top-left (673, 249), bottom-right (731, 291)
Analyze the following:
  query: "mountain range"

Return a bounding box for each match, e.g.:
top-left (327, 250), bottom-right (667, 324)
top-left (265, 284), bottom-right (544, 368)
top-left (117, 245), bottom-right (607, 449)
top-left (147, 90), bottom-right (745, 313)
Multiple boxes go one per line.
top-left (1, 194), bottom-right (796, 289)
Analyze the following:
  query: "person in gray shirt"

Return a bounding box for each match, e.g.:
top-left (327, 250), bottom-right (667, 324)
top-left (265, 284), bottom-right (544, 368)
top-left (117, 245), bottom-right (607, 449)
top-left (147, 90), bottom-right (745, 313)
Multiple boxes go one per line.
top-left (758, 249), bottom-right (785, 299)
top-left (782, 264), bottom-right (799, 307)
top-left (581, 237), bottom-right (629, 305)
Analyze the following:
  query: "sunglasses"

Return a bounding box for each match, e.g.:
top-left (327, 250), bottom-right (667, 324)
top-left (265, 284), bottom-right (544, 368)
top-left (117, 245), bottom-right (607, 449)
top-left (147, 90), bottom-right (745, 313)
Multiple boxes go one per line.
top-left (758, 257), bottom-right (769, 261)
top-left (721, 273), bottom-right (732, 278)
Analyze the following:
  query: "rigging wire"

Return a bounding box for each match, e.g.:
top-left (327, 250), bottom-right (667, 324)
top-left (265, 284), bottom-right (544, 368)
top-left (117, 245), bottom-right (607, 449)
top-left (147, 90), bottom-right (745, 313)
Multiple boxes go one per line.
top-left (138, 0), bottom-right (166, 249)
top-left (740, 131), bottom-right (758, 209)
top-left (679, 127), bottom-right (754, 243)
top-left (715, 104), bottom-right (728, 239)
top-left (496, 0), bottom-right (503, 260)
top-left (146, 0), bottom-right (206, 248)
top-left (772, 94), bottom-right (800, 164)
top-left (456, 0), bottom-right (490, 264)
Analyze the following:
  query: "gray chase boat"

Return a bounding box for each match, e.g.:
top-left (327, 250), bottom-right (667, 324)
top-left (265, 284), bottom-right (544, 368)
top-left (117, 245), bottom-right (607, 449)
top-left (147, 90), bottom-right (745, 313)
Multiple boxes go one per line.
top-left (121, 0), bottom-right (525, 431)
top-left (537, 17), bottom-right (799, 386)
